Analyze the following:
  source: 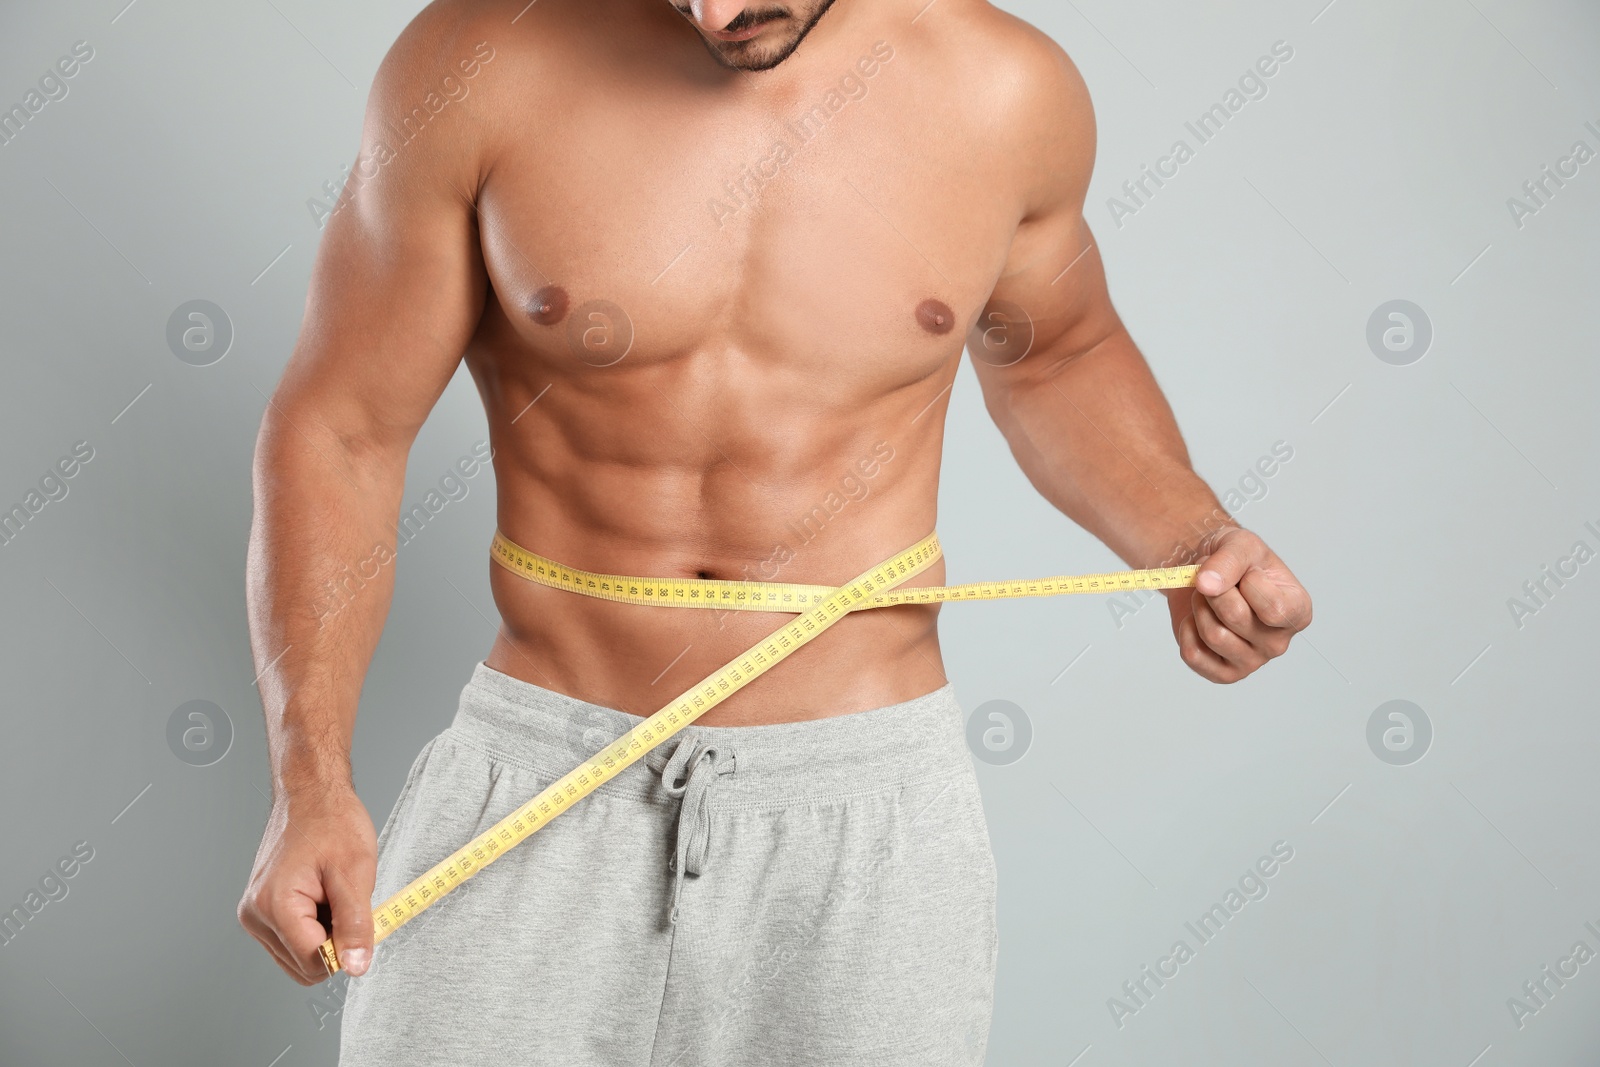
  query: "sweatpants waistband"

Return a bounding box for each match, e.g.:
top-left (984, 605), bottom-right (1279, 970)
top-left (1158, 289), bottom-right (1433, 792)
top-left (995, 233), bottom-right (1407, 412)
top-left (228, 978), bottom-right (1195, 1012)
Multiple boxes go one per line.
top-left (448, 661), bottom-right (971, 805)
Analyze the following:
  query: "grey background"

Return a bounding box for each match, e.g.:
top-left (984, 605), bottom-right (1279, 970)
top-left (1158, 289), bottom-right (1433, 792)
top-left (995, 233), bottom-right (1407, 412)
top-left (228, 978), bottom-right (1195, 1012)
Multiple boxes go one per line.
top-left (1, 0), bottom-right (1596, 1064)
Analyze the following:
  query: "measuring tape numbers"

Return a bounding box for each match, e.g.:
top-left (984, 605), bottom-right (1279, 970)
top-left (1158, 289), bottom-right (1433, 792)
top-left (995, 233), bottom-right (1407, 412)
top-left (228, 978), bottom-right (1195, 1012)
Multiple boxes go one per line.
top-left (318, 530), bottom-right (1197, 974)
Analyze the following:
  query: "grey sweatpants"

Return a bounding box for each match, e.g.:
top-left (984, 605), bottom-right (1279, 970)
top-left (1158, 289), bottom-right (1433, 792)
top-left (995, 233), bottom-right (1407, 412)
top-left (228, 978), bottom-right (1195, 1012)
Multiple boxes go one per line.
top-left (339, 662), bottom-right (998, 1066)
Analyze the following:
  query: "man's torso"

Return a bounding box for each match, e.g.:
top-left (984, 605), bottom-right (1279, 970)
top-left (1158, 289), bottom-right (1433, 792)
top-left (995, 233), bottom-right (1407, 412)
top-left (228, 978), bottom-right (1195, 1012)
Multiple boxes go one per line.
top-left (431, 0), bottom-right (1049, 722)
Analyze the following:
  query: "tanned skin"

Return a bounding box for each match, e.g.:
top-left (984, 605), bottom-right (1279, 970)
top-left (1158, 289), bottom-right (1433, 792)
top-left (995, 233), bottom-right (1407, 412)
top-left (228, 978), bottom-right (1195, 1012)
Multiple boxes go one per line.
top-left (239, 0), bottom-right (1312, 986)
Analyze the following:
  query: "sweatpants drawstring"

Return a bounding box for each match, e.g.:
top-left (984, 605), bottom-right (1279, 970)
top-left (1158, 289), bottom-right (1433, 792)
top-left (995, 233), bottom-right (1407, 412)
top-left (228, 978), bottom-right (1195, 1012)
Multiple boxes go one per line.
top-left (660, 735), bottom-right (735, 925)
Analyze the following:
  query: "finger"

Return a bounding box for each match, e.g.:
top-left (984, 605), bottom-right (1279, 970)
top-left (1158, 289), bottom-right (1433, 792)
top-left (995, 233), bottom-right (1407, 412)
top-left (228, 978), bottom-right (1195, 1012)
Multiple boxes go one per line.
top-left (272, 885), bottom-right (341, 984)
top-left (1193, 595), bottom-right (1259, 669)
top-left (1175, 608), bottom-right (1235, 682)
top-left (257, 928), bottom-right (318, 986)
top-left (1206, 587), bottom-right (1283, 654)
top-left (1239, 568), bottom-right (1311, 631)
top-left (325, 855), bottom-right (378, 978)
top-left (1195, 530), bottom-right (1258, 597)
top-left (241, 907), bottom-right (320, 986)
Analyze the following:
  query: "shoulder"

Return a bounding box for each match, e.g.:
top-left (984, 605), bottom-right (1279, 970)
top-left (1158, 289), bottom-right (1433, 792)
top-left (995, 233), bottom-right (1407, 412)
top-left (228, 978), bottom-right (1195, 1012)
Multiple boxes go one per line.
top-left (378, 0), bottom-right (522, 69)
top-left (369, 0), bottom-right (530, 108)
top-left (913, 3), bottom-right (1092, 126)
top-left (356, 0), bottom-right (538, 191)
top-left (910, 3), bottom-right (1097, 214)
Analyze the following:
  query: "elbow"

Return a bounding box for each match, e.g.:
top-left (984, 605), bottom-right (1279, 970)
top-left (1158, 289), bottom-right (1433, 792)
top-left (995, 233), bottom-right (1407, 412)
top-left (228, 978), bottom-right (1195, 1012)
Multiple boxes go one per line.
top-left (251, 391), bottom-right (403, 498)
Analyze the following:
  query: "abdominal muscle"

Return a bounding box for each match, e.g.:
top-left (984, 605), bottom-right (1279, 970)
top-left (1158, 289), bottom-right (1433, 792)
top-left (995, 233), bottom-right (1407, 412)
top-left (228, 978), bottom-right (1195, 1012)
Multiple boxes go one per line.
top-left (480, 476), bottom-right (951, 725)
top-left (467, 350), bottom-right (953, 726)
top-left (473, 357), bottom-right (955, 726)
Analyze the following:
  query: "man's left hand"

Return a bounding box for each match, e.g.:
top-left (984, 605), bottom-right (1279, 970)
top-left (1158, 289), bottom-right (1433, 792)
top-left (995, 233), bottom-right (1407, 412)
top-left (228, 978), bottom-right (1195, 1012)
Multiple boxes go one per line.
top-left (1167, 526), bottom-right (1312, 684)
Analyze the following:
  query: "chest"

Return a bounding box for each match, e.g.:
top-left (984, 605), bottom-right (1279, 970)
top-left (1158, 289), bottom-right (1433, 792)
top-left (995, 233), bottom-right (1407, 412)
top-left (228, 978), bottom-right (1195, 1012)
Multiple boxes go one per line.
top-left (472, 54), bottom-right (1021, 380)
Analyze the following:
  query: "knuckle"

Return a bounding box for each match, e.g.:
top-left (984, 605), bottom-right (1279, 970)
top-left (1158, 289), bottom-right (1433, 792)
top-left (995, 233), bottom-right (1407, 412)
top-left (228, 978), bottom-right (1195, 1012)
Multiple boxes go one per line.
top-left (241, 889), bottom-right (269, 921)
top-left (335, 915), bottom-right (373, 942)
top-left (1199, 617), bottom-right (1232, 650)
top-left (1216, 598), bottom-right (1251, 629)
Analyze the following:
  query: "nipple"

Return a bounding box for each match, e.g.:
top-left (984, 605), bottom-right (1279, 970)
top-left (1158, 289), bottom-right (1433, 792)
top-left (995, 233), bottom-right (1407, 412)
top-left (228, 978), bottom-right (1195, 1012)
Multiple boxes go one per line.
top-left (916, 298), bottom-right (956, 335)
top-left (526, 285), bottom-right (570, 326)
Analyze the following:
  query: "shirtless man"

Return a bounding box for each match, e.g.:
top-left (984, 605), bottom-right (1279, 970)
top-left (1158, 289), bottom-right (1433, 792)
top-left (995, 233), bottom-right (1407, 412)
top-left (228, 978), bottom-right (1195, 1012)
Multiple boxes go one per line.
top-left (238, 0), bottom-right (1312, 1062)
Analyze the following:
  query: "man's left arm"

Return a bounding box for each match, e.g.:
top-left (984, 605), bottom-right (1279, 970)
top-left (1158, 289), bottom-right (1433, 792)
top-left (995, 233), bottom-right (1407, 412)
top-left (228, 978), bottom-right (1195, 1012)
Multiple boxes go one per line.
top-left (967, 40), bottom-right (1311, 683)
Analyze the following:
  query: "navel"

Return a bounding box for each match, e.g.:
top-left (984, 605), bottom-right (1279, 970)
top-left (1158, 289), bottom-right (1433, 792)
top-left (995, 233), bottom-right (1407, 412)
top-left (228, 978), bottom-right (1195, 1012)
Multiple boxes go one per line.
top-left (916, 298), bottom-right (956, 335)
top-left (525, 285), bottom-right (570, 326)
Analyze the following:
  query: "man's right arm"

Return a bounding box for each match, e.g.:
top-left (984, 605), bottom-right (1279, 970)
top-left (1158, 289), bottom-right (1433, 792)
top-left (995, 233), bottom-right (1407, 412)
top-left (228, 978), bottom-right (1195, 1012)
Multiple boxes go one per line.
top-left (238, 7), bottom-right (493, 985)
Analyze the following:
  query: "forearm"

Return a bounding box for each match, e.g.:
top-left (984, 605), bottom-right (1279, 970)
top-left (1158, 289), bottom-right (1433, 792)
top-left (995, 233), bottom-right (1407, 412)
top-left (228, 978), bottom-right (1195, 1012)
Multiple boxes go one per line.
top-left (247, 401), bottom-right (406, 797)
top-left (983, 330), bottom-right (1236, 569)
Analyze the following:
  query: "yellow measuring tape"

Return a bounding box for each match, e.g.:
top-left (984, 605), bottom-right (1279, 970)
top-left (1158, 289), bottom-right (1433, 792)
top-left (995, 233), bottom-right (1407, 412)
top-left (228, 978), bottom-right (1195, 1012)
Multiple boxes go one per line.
top-left (318, 529), bottom-right (1198, 974)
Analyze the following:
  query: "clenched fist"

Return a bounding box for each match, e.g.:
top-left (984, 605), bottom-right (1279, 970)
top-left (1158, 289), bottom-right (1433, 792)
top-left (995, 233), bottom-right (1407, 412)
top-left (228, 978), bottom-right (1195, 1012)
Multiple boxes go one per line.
top-left (1168, 526), bottom-right (1312, 684)
top-left (238, 785), bottom-right (378, 984)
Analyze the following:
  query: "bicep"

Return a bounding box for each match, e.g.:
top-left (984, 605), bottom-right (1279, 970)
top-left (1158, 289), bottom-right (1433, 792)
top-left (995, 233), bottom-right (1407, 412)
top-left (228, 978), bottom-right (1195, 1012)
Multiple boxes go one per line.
top-left (273, 26), bottom-right (489, 456)
top-left (974, 212), bottom-right (1119, 386)
top-left (971, 43), bottom-right (1122, 389)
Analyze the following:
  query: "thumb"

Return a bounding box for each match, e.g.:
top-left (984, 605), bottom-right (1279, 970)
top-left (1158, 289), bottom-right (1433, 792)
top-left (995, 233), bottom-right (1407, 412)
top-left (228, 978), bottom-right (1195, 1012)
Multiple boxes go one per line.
top-left (1195, 529), bottom-right (1253, 597)
top-left (325, 855), bottom-right (377, 977)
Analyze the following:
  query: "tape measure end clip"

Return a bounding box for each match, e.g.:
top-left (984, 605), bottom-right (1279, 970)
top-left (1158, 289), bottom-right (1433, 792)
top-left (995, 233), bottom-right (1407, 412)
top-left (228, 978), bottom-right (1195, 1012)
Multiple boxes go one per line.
top-left (318, 940), bottom-right (342, 976)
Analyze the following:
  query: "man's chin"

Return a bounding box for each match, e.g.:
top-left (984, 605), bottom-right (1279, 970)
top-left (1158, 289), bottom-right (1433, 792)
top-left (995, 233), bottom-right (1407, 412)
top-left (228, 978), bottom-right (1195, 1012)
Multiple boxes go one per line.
top-left (696, 0), bottom-right (840, 72)
top-left (703, 34), bottom-right (801, 72)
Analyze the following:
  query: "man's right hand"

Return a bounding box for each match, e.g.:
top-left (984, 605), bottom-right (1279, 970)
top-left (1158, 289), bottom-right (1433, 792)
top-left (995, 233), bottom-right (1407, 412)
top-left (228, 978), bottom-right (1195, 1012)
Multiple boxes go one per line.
top-left (237, 785), bottom-right (379, 985)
